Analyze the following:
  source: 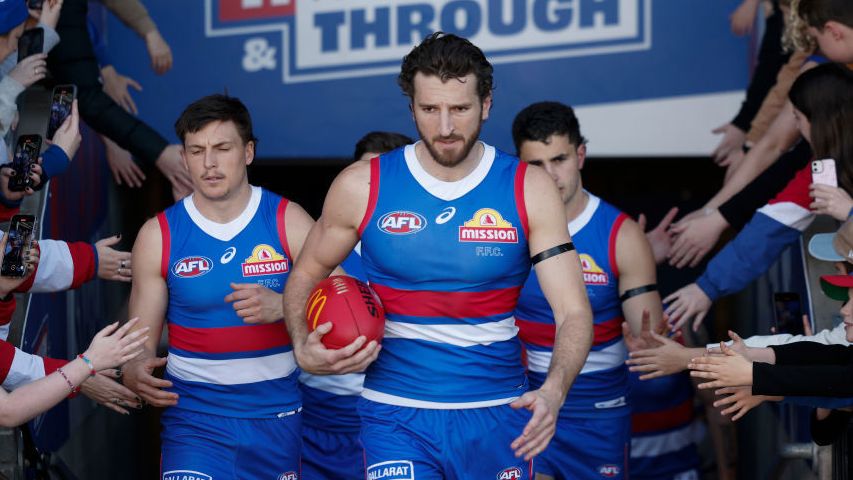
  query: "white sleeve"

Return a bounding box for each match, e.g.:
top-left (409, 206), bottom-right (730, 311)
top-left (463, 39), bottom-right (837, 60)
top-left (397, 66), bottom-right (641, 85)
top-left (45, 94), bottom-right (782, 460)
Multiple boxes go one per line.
top-left (30, 239), bottom-right (74, 292)
top-left (707, 323), bottom-right (850, 349)
top-left (3, 347), bottom-right (46, 391)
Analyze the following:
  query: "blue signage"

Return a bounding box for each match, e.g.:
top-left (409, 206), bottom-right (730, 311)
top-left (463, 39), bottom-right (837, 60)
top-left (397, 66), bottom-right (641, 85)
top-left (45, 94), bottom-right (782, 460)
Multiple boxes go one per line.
top-left (106, 0), bottom-right (749, 158)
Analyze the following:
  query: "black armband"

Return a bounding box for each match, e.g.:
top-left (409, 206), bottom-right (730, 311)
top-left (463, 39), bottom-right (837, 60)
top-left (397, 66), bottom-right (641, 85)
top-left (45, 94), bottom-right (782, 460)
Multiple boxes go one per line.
top-left (531, 242), bottom-right (574, 266)
top-left (619, 284), bottom-right (657, 302)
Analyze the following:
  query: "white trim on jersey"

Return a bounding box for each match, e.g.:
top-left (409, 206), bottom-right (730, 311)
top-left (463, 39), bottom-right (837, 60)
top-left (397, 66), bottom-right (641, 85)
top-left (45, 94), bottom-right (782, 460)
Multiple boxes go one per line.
top-left (362, 388), bottom-right (519, 409)
top-left (183, 186), bottom-right (262, 241)
top-left (299, 371), bottom-right (364, 396)
top-left (384, 316), bottom-right (518, 347)
top-left (4, 347), bottom-right (46, 390)
top-left (30, 239), bottom-right (74, 293)
top-left (630, 420), bottom-right (706, 458)
top-left (568, 192), bottom-right (600, 235)
top-left (527, 339), bottom-right (627, 374)
top-left (166, 350), bottom-right (297, 386)
top-left (0, 324), bottom-right (8, 342)
top-left (403, 142), bottom-right (495, 201)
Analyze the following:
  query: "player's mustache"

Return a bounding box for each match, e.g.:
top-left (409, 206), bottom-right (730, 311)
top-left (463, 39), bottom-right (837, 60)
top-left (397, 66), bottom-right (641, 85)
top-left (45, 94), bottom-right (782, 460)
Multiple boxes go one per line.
top-left (432, 134), bottom-right (464, 143)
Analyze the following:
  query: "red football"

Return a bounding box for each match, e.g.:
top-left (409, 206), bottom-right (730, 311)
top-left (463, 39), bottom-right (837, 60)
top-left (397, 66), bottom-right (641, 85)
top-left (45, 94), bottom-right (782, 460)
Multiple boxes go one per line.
top-left (305, 275), bottom-right (385, 349)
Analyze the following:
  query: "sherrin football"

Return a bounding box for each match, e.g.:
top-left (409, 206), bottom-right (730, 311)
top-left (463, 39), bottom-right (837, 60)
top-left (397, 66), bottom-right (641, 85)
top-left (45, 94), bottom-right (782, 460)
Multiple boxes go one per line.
top-left (305, 275), bottom-right (385, 349)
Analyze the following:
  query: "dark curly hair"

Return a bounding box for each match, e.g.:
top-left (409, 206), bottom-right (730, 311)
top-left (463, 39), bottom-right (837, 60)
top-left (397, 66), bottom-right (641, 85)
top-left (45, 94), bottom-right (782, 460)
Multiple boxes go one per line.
top-left (398, 32), bottom-right (493, 102)
top-left (511, 101), bottom-right (587, 152)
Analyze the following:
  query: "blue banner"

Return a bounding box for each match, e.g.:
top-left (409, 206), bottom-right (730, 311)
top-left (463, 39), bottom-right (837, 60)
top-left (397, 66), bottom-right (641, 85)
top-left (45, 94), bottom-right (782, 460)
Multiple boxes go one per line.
top-left (107, 0), bottom-right (750, 158)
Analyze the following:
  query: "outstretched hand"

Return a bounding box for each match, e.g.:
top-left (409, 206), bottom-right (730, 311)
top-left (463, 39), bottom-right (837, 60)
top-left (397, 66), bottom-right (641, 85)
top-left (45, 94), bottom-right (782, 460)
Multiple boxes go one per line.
top-left (688, 341), bottom-right (753, 390)
top-left (638, 207), bottom-right (679, 265)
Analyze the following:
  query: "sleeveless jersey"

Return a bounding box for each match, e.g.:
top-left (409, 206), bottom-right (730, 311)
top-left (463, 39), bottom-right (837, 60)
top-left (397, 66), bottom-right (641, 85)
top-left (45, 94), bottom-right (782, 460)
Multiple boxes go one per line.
top-left (515, 194), bottom-right (629, 418)
top-left (158, 186), bottom-right (300, 418)
top-left (629, 371), bottom-right (702, 479)
top-left (359, 143), bottom-right (531, 408)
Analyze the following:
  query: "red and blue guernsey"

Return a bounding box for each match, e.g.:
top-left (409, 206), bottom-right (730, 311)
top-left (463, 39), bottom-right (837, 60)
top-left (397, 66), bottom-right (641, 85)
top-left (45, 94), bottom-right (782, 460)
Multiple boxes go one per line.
top-left (157, 186), bottom-right (300, 418)
top-left (359, 143), bottom-right (531, 407)
top-left (516, 193), bottom-right (629, 417)
top-left (629, 371), bottom-right (702, 480)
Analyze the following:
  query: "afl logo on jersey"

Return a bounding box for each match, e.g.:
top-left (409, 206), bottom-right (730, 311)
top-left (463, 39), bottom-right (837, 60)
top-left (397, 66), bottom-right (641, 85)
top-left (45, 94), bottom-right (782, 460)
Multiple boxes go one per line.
top-left (242, 244), bottom-right (289, 277)
top-left (459, 208), bottom-right (518, 243)
top-left (598, 464), bottom-right (621, 477)
top-left (277, 473), bottom-right (298, 480)
top-left (172, 256), bottom-right (213, 278)
top-left (580, 254), bottom-right (609, 286)
top-left (497, 467), bottom-right (522, 479)
top-left (378, 211), bottom-right (426, 235)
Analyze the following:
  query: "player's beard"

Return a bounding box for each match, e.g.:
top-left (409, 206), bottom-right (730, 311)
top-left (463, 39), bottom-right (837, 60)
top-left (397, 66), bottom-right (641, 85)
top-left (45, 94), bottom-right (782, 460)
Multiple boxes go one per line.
top-left (418, 121), bottom-right (483, 168)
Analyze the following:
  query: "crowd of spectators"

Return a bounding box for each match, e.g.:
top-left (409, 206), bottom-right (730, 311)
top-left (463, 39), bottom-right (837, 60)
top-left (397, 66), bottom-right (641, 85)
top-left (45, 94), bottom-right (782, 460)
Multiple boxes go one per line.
top-left (0, 0), bottom-right (848, 478)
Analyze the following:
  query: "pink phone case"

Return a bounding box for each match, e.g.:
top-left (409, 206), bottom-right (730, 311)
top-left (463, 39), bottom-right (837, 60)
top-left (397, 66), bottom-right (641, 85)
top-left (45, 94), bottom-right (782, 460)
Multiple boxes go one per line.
top-left (811, 159), bottom-right (838, 187)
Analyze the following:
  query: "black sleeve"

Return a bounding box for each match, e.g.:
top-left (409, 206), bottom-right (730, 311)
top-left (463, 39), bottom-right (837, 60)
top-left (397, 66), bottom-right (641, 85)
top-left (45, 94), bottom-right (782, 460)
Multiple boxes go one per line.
top-left (811, 409), bottom-right (853, 446)
top-left (731, 7), bottom-right (791, 131)
top-left (718, 141), bottom-right (812, 230)
top-left (753, 363), bottom-right (853, 397)
top-left (771, 343), bottom-right (853, 366)
top-left (47, 0), bottom-right (169, 166)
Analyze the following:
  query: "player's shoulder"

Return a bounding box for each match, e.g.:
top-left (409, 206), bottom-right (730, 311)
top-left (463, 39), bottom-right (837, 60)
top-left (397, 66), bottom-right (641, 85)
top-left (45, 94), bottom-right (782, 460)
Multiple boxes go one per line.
top-left (331, 157), bottom-right (372, 198)
top-left (520, 162), bottom-right (559, 197)
top-left (133, 215), bottom-right (164, 259)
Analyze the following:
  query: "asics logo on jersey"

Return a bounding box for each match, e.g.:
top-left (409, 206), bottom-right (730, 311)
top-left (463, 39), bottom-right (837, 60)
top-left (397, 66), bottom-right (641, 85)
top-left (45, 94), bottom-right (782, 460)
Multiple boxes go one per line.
top-left (220, 246), bottom-right (237, 264)
top-left (459, 208), bottom-right (518, 243)
top-left (277, 472), bottom-right (298, 480)
top-left (172, 257), bottom-right (213, 278)
top-left (497, 467), bottom-right (522, 479)
top-left (162, 470), bottom-right (212, 480)
top-left (367, 460), bottom-right (414, 480)
top-left (378, 211), bottom-right (426, 235)
top-left (598, 464), bottom-right (621, 478)
top-left (435, 206), bottom-right (456, 225)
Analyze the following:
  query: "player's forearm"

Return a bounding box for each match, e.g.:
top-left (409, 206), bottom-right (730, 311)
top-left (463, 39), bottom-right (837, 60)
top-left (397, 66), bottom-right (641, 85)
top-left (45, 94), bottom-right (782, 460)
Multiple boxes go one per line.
top-left (282, 270), bottom-right (315, 348)
top-left (542, 312), bottom-right (592, 401)
top-left (0, 358), bottom-right (89, 427)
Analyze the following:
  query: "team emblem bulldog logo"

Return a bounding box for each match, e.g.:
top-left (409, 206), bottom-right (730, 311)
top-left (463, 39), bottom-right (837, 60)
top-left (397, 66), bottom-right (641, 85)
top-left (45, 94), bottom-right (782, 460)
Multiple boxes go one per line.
top-left (580, 254), bottom-right (610, 286)
top-left (241, 244), bottom-right (289, 277)
top-left (459, 208), bottom-right (518, 243)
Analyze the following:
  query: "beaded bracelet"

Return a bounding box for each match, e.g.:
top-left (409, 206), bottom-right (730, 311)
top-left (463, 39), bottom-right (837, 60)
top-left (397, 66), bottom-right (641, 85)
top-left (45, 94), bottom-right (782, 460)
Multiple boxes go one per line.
top-left (56, 367), bottom-right (76, 393)
top-left (77, 354), bottom-right (96, 376)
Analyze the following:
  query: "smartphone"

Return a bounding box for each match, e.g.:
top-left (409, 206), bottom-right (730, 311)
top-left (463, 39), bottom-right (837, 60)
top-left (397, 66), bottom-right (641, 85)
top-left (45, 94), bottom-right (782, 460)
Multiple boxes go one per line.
top-left (773, 292), bottom-right (804, 336)
top-left (17, 27), bottom-right (43, 63)
top-left (46, 84), bottom-right (76, 140)
top-left (1, 215), bottom-right (35, 278)
top-left (8, 135), bottom-right (41, 192)
top-left (27, 0), bottom-right (44, 9)
top-left (811, 159), bottom-right (838, 187)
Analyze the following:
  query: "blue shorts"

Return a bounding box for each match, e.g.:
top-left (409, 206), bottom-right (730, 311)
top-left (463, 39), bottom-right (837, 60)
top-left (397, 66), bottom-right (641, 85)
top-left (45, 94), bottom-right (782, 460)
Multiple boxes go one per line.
top-left (160, 408), bottom-right (302, 480)
top-left (533, 413), bottom-right (630, 480)
top-left (302, 425), bottom-right (363, 479)
top-left (359, 398), bottom-right (532, 480)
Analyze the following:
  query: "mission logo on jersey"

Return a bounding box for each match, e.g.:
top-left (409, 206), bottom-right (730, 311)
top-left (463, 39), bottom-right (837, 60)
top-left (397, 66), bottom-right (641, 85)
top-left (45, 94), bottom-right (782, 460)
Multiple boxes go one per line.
top-left (241, 244), bottom-right (289, 277)
top-left (459, 208), bottom-right (518, 243)
top-left (173, 256), bottom-right (213, 278)
top-left (580, 254), bottom-right (609, 286)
